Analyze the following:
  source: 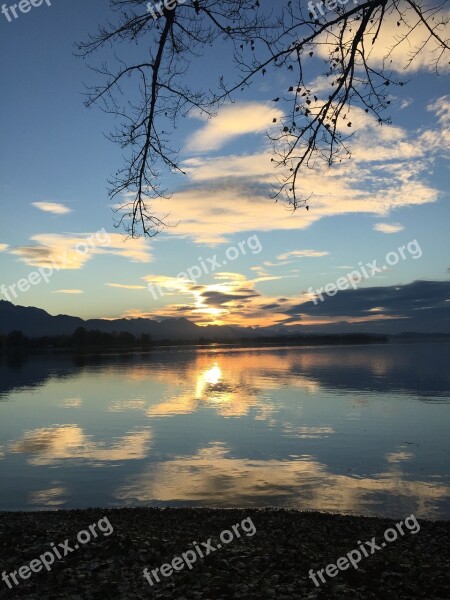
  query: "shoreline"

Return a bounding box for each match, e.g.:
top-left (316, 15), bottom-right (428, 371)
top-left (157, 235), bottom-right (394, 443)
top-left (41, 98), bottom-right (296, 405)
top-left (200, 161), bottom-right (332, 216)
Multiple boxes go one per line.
top-left (2, 335), bottom-right (450, 360)
top-left (1, 507), bottom-right (449, 598)
top-left (1, 333), bottom-right (390, 358)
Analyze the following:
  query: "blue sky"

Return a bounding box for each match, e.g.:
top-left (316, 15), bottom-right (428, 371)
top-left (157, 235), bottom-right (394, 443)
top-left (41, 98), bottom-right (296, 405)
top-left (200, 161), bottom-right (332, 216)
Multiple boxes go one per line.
top-left (0, 0), bottom-right (449, 331)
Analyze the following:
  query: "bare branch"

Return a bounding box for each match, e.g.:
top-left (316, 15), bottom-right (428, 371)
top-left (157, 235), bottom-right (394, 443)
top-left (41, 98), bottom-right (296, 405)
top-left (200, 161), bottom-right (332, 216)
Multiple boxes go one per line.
top-left (78, 0), bottom-right (450, 236)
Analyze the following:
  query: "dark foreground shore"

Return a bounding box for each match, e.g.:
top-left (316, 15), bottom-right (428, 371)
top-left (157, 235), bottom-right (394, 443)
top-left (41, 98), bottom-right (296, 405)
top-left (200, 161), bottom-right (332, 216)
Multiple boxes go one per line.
top-left (0, 508), bottom-right (449, 599)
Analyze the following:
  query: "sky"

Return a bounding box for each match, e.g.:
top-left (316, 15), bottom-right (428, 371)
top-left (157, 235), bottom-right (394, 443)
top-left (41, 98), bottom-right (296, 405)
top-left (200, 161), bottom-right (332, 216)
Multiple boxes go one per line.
top-left (0, 0), bottom-right (449, 332)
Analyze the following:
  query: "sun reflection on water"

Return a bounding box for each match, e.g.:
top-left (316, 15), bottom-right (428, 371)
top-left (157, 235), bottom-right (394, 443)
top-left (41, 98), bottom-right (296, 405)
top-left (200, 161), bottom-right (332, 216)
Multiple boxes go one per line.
top-left (203, 364), bottom-right (222, 386)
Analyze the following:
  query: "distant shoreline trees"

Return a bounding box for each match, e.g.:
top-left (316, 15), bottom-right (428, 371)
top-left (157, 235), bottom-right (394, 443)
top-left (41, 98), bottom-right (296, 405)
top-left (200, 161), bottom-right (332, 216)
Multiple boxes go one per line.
top-left (0, 327), bottom-right (390, 355)
top-left (0, 327), bottom-right (153, 352)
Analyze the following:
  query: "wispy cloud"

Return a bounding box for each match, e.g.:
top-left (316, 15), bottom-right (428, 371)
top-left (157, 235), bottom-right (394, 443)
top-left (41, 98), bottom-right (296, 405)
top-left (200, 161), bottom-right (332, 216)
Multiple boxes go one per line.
top-left (186, 102), bottom-right (283, 152)
top-left (106, 283), bottom-right (147, 290)
top-left (51, 289), bottom-right (84, 294)
top-left (10, 232), bottom-right (152, 269)
top-left (374, 223), bottom-right (405, 234)
top-left (277, 250), bottom-right (329, 260)
top-left (316, 6), bottom-right (450, 73)
top-left (0, 244), bottom-right (8, 252)
top-left (32, 202), bottom-right (72, 215)
top-left (130, 99), bottom-right (449, 245)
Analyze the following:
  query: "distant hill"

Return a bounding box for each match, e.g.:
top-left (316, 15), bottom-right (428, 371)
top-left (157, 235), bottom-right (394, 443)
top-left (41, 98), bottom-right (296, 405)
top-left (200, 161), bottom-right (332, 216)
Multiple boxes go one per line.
top-left (1, 301), bottom-right (448, 343)
top-left (0, 300), bottom-right (243, 341)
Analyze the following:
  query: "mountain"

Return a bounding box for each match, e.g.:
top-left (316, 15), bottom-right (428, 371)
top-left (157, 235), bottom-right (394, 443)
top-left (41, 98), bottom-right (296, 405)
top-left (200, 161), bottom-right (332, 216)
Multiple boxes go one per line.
top-left (0, 301), bottom-right (243, 341)
top-left (1, 301), bottom-right (447, 342)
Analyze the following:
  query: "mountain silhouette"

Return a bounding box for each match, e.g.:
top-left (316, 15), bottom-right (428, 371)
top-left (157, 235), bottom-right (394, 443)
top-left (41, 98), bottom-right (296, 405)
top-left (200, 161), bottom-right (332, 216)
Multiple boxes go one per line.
top-left (0, 300), bottom-right (242, 341)
top-left (2, 300), bottom-right (445, 342)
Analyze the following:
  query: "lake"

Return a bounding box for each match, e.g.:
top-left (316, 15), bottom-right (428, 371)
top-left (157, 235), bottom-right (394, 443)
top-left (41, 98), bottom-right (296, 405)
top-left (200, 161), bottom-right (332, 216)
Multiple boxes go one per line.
top-left (1, 342), bottom-right (449, 518)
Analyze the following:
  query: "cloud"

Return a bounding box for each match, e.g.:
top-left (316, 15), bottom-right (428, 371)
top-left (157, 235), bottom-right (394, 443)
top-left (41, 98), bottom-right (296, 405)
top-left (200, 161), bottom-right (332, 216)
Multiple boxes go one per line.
top-left (106, 283), bottom-right (147, 290)
top-left (139, 271), bottom-right (293, 326)
top-left (316, 5), bottom-right (450, 73)
top-left (283, 280), bottom-right (450, 333)
top-left (149, 166), bottom-right (436, 244)
top-left (428, 96), bottom-right (450, 130)
top-left (277, 250), bottom-right (329, 260)
top-left (9, 232), bottom-right (152, 269)
top-left (423, 96), bottom-right (450, 152)
top-left (51, 289), bottom-right (84, 294)
top-left (32, 202), bottom-right (72, 215)
top-left (136, 97), bottom-right (449, 245)
top-left (201, 288), bottom-right (260, 307)
top-left (399, 98), bottom-right (413, 110)
top-left (0, 244), bottom-right (8, 252)
top-left (186, 102), bottom-right (284, 152)
top-left (374, 223), bottom-right (405, 234)
top-left (183, 152), bottom-right (274, 183)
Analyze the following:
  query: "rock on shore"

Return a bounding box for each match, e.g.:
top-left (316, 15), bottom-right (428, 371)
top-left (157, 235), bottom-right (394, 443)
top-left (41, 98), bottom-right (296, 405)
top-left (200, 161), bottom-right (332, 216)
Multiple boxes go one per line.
top-left (0, 507), bottom-right (449, 599)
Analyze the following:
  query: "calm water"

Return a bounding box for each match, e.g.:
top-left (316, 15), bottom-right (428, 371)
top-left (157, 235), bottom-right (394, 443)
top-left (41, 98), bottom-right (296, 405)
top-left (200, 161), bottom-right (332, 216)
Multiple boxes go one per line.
top-left (0, 342), bottom-right (449, 518)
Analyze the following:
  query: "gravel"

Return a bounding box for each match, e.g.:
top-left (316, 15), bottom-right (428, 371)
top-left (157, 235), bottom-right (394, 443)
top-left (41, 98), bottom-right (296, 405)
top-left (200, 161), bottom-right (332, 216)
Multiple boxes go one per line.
top-left (0, 507), bottom-right (449, 599)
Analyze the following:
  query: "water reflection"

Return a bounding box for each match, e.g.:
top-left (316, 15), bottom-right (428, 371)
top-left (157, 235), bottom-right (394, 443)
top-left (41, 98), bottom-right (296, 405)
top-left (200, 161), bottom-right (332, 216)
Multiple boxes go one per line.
top-left (0, 342), bottom-right (449, 517)
top-left (9, 426), bottom-right (152, 465)
top-left (2, 342), bottom-right (449, 399)
top-left (29, 485), bottom-right (68, 507)
top-left (116, 442), bottom-right (449, 519)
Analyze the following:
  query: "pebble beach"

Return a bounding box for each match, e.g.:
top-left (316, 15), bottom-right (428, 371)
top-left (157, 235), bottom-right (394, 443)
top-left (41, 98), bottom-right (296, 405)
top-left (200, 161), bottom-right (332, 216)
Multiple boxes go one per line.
top-left (1, 507), bottom-right (449, 599)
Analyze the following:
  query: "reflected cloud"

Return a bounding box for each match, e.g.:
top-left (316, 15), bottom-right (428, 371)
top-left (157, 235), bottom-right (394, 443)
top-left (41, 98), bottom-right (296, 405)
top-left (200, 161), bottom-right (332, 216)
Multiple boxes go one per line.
top-left (59, 397), bottom-right (82, 408)
top-left (282, 425), bottom-right (335, 439)
top-left (29, 485), bottom-right (68, 506)
top-left (1, 344), bottom-right (449, 517)
top-left (116, 443), bottom-right (450, 519)
top-left (386, 449), bottom-right (415, 463)
top-left (9, 425), bottom-right (152, 465)
top-left (108, 399), bottom-right (147, 412)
